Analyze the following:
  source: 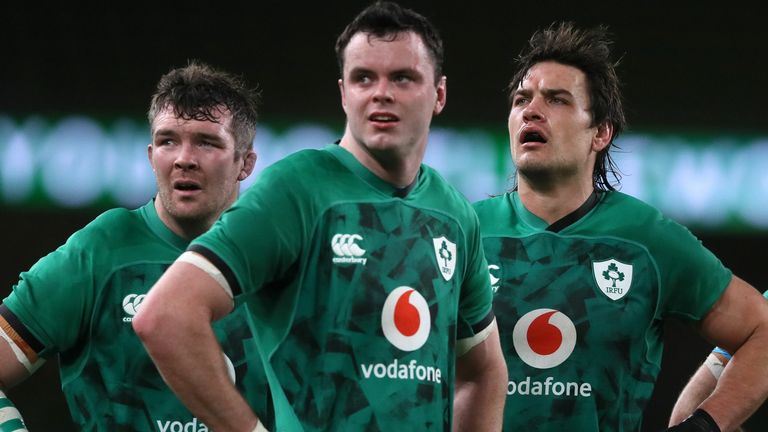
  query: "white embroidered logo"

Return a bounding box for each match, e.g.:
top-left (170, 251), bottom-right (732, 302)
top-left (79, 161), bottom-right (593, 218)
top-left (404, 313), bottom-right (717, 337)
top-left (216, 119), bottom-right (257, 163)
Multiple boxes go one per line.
top-left (122, 294), bottom-right (146, 322)
top-left (488, 264), bottom-right (501, 293)
top-left (592, 259), bottom-right (633, 301)
top-left (432, 236), bottom-right (457, 281)
top-left (331, 233), bottom-right (367, 265)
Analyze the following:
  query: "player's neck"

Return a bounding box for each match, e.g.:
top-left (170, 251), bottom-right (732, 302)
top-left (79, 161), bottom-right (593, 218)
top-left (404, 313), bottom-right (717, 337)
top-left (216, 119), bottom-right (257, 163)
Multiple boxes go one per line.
top-left (154, 198), bottom-right (215, 241)
top-left (339, 135), bottom-right (422, 188)
top-left (517, 175), bottom-right (595, 225)
top-left (168, 219), bottom-right (212, 241)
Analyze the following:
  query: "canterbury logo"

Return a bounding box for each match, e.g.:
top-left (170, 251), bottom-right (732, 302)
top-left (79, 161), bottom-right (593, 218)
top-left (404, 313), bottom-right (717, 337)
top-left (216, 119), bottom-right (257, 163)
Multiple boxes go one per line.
top-left (331, 233), bottom-right (367, 265)
top-left (122, 294), bottom-right (146, 322)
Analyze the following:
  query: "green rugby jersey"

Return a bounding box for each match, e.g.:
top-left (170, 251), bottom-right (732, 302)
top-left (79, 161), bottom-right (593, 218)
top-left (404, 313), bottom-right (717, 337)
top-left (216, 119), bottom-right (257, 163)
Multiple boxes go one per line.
top-left (1, 201), bottom-right (265, 431)
top-left (190, 144), bottom-right (494, 432)
top-left (473, 191), bottom-right (731, 432)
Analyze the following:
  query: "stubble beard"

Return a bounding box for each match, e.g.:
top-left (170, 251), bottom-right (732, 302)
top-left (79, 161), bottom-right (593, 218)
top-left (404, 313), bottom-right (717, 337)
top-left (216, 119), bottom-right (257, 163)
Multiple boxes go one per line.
top-left (517, 157), bottom-right (579, 190)
top-left (159, 188), bottom-right (217, 233)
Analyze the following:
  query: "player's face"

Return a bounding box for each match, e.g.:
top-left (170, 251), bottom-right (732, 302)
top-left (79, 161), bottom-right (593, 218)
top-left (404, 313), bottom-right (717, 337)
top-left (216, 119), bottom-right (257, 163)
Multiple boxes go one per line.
top-left (508, 61), bottom-right (609, 184)
top-left (148, 107), bottom-right (252, 233)
top-left (339, 31), bottom-right (446, 163)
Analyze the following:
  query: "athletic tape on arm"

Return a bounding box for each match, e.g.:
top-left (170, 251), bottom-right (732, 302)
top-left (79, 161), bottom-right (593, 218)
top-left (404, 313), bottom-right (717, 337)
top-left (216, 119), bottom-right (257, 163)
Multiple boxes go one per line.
top-left (456, 318), bottom-right (496, 357)
top-left (0, 389), bottom-right (28, 431)
top-left (704, 352), bottom-right (727, 380)
top-left (0, 331), bottom-right (43, 375)
top-left (177, 251), bottom-right (233, 299)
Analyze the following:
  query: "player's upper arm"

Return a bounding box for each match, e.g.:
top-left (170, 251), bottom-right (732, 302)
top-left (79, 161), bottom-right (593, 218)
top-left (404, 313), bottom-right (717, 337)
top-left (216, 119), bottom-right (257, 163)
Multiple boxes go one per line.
top-left (456, 316), bottom-right (496, 357)
top-left (0, 329), bottom-right (37, 390)
top-left (699, 276), bottom-right (768, 353)
top-left (133, 256), bottom-right (235, 339)
top-left (456, 320), bottom-right (504, 380)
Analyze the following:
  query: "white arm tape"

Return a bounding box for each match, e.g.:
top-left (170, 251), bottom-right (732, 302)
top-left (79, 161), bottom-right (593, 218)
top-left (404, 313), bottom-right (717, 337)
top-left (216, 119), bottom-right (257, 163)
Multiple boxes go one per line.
top-left (253, 420), bottom-right (269, 432)
top-left (0, 331), bottom-right (44, 375)
top-left (177, 251), bottom-right (234, 299)
top-left (0, 389), bottom-right (28, 431)
top-left (456, 318), bottom-right (496, 357)
top-left (704, 352), bottom-right (726, 380)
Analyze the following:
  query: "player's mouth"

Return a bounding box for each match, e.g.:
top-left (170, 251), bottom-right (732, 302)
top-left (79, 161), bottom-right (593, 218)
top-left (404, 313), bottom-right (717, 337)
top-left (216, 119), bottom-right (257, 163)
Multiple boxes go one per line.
top-left (519, 128), bottom-right (548, 145)
top-left (173, 180), bottom-right (202, 195)
top-left (369, 112), bottom-right (399, 127)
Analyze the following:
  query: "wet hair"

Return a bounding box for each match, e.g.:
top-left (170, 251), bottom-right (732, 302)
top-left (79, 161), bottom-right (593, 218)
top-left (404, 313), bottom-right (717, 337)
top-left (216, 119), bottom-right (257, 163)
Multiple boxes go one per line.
top-left (335, 1), bottom-right (444, 83)
top-left (508, 22), bottom-right (626, 190)
top-left (148, 61), bottom-right (260, 158)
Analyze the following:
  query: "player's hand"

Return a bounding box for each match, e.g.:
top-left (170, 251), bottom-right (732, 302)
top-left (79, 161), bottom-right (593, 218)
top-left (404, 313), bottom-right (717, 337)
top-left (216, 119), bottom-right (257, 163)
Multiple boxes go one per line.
top-left (663, 409), bottom-right (720, 432)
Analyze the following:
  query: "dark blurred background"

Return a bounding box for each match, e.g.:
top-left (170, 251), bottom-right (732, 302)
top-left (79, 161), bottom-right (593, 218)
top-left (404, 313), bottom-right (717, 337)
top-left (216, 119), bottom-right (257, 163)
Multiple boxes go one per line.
top-left (2, 2), bottom-right (767, 430)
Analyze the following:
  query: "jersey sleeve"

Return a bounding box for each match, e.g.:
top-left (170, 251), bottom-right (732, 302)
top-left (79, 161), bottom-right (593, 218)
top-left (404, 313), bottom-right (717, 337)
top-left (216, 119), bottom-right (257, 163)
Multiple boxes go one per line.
top-left (456, 210), bottom-right (494, 342)
top-left (190, 160), bottom-right (309, 297)
top-left (2, 235), bottom-right (94, 360)
top-left (653, 218), bottom-right (732, 321)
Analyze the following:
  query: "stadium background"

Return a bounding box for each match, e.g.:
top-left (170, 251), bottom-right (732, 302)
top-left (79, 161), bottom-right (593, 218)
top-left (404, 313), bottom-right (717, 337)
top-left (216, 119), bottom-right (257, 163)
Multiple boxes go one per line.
top-left (2, 2), bottom-right (766, 430)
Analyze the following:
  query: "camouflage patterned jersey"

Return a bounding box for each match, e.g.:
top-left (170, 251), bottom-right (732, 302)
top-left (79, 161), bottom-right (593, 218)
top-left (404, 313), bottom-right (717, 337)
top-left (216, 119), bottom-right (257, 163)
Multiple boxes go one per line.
top-left (0, 201), bottom-right (265, 431)
top-left (191, 144), bottom-right (494, 432)
top-left (473, 191), bottom-right (732, 432)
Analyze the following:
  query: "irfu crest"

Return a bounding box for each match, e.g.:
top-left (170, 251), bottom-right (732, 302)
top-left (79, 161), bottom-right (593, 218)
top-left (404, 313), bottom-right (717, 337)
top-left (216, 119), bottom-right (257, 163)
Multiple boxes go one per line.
top-left (592, 259), bottom-right (633, 301)
top-left (433, 236), bottom-right (457, 281)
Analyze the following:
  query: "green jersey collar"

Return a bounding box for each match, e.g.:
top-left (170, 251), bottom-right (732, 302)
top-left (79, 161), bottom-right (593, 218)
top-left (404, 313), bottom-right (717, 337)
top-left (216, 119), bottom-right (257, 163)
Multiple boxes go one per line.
top-left (511, 190), bottom-right (603, 233)
top-left (510, 192), bottom-right (549, 231)
top-left (325, 144), bottom-right (422, 198)
top-left (140, 199), bottom-right (190, 250)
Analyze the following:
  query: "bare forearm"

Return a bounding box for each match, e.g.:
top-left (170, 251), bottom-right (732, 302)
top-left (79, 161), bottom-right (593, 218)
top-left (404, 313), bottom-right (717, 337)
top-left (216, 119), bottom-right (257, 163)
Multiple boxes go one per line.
top-left (700, 336), bottom-right (768, 431)
top-left (453, 327), bottom-right (507, 431)
top-left (138, 313), bottom-right (257, 431)
top-left (690, 276), bottom-right (768, 431)
top-left (669, 364), bottom-right (717, 426)
top-left (453, 372), bottom-right (506, 431)
top-left (133, 262), bottom-right (258, 431)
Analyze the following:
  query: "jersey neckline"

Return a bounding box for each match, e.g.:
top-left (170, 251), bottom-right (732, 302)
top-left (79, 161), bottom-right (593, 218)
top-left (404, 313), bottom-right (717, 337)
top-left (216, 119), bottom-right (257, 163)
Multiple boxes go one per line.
top-left (325, 144), bottom-right (422, 198)
top-left (139, 199), bottom-right (190, 250)
top-left (510, 190), bottom-right (603, 233)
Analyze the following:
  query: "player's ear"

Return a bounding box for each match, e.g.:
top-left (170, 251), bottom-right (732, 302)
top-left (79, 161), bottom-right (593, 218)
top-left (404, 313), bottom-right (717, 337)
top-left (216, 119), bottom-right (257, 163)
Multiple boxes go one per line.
top-left (434, 76), bottom-right (447, 115)
top-left (238, 150), bottom-right (257, 181)
top-left (592, 121), bottom-right (612, 152)
top-left (147, 143), bottom-right (156, 172)
top-left (339, 78), bottom-right (348, 112)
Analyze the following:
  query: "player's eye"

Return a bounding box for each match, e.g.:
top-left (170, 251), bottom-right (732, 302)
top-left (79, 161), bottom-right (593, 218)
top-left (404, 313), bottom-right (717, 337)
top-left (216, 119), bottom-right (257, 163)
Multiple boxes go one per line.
top-left (351, 72), bottom-right (372, 84)
top-left (512, 96), bottom-right (528, 106)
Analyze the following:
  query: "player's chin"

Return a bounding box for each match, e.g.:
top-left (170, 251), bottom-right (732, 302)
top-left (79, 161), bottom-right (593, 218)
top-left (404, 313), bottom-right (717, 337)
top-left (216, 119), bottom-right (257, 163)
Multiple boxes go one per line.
top-left (170, 199), bottom-right (208, 218)
top-left (366, 134), bottom-right (406, 152)
top-left (516, 160), bottom-right (553, 178)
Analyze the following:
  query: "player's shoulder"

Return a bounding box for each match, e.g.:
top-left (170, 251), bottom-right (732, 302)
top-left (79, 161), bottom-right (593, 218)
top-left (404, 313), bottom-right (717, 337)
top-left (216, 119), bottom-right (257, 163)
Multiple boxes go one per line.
top-left (264, 147), bottom-right (339, 177)
top-left (419, 164), bottom-right (477, 217)
top-left (472, 193), bottom-right (509, 218)
top-left (603, 191), bottom-right (668, 221)
top-left (602, 190), bottom-right (657, 212)
top-left (247, 147), bottom-right (343, 204)
top-left (87, 207), bottom-right (141, 231)
top-left (598, 191), bottom-right (692, 238)
top-left (67, 207), bottom-right (143, 247)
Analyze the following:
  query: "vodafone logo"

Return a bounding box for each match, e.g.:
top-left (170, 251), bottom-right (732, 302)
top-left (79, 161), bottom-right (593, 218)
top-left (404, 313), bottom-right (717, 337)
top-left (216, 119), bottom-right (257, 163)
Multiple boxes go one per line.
top-left (381, 287), bottom-right (431, 351)
top-left (512, 309), bottom-right (576, 369)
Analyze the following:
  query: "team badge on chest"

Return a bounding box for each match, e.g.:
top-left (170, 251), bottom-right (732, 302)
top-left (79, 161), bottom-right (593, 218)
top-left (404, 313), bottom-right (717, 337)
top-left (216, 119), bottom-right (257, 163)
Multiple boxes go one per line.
top-left (591, 258), bottom-right (633, 300)
top-left (433, 236), bottom-right (457, 281)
